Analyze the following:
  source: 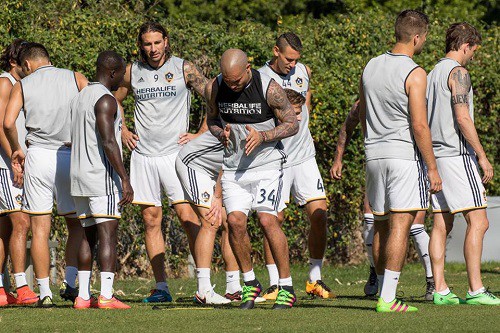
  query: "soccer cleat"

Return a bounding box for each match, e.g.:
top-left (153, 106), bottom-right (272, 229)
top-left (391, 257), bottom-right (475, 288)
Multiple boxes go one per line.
top-left (16, 285), bottom-right (39, 305)
top-left (36, 295), bottom-right (55, 308)
top-left (97, 295), bottom-right (130, 309)
top-left (465, 289), bottom-right (500, 305)
top-left (224, 290), bottom-right (242, 302)
top-left (142, 289), bottom-right (173, 303)
top-left (240, 280), bottom-right (262, 310)
top-left (73, 296), bottom-right (98, 309)
top-left (0, 290), bottom-right (18, 306)
top-left (272, 286), bottom-right (296, 309)
top-left (306, 280), bottom-right (336, 299)
top-left (376, 297), bottom-right (418, 313)
top-left (433, 291), bottom-right (465, 305)
top-left (195, 288), bottom-right (231, 305)
top-left (424, 277), bottom-right (435, 301)
top-left (59, 282), bottom-right (79, 302)
top-left (364, 266), bottom-right (379, 297)
top-left (262, 284), bottom-right (278, 300)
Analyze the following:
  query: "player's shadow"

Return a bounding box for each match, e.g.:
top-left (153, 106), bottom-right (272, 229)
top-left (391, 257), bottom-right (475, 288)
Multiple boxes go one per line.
top-left (335, 295), bottom-right (376, 301)
top-left (296, 303), bottom-right (374, 311)
top-left (481, 269), bottom-right (500, 275)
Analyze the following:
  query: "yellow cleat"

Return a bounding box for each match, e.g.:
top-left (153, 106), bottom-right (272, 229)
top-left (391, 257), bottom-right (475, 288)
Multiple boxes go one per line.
top-left (306, 280), bottom-right (336, 299)
top-left (262, 285), bottom-right (279, 300)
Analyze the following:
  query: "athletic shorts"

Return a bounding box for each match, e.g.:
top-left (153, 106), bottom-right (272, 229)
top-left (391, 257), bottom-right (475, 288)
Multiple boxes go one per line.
top-left (222, 168), bottom-right (283, 216)
top-left (431, 155), bottom-right (487, 214)
top-left (175, 157), bottom-right (216, 210)
top-left (130, 150), bottom-right (188, 207)
top-left (23, 147), bottom-right (76, 216)
top-left (366, 158), bottom-right (428, 219)
top-left (74, 193), bottom-right (121, 227)
top-left (0, 167), bottom-right (23, 214)
top-left (280, 157), bottom-right (327, 209)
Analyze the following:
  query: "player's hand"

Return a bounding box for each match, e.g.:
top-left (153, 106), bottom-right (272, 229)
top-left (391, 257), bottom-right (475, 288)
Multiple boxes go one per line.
top-left (478, 156), bottom-right (494, 183)
top-left (119, 179), bottom-right (134, 206)
top-left (330, 159), bottom-right (343, 180)
top-left (427, 168), bottom-right (442, 194)
top-left (122, 127), bottom-right (139, 151)
top-left (178, 132), bottom-right (200, 145)
top-left (11, 149), bottom-right (25, 188)
top-left (219, 124), bottom-right (231, 147)
top-left (245, 125), bottom-right (263, 155)
top-left (205, 194), bottom-right (222, 227)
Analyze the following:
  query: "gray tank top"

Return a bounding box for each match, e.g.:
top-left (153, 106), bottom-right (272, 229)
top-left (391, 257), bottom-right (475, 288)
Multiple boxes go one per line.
top-left (70, 83), bottom-right (122, 196)
top-left (362, 52), bottom-right (420, 161)
top-left (0, 72), bottom-right (27, 169)
top-left (130, 56), bottom-right (191, 156)
top-left (258, 62), bottom-right (315, 168)
top-left (177, 131), bottom-right (223, 179)
top-left (21, 65), bottom-right (79, 149)
top-left (427, 58), bottom-right (475, 158)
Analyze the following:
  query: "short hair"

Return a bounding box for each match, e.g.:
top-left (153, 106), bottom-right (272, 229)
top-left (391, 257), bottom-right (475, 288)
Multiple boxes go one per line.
top-left (445, 22), bottom-right (482, 53)
top-left (0, 39), bottom-right (27, 71)
top-left (284, 88), bottom-right (306, 106)
top-left (18, 42), bottom-right (50, 65)
top-left (97, 50), bottom-right (125, 71)
top-left (137, 21), bottom-right (171, 62)
top-left (276, 32), bottom-right (303, 52)
top-left (395, 10), bottom-right (429, 43)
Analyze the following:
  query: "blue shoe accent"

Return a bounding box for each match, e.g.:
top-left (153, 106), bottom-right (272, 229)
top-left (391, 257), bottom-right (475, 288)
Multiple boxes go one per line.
top-left (142, 289), bottom-right (173, 303)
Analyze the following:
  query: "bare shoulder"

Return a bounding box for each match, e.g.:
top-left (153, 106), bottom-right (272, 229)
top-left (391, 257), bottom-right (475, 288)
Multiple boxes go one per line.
top-left (0, 77), bottom-right (13, 93)
top-left (95, 94), bottom-right (118, 113)
top-left (74, 71), bottom-right (89, 91)
top-left (266, 79), bottom-right (287, 107)
top-left (406, 66), bottom-right (427, 93)
top-left (449, 66), bottom-right (471, 91)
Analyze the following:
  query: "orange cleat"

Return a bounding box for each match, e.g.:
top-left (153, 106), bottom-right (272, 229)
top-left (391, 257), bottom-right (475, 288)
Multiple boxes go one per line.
top-left (16, 286), bottom-right (39, 305)
top-left (305, 280), bottom-right (336, 299)
top-left (97, 295), bottom-right (130, 309)
top-left (73, 296), bottom-right (98, 309)
top-left (0, 289), bottom-right (18, 306)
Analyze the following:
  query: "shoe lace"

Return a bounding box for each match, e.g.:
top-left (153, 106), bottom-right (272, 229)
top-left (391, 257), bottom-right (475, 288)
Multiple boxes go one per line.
top-left (316, 280), bottom-right (332, 292)
top-left (426, 280), bottom-right (436, 293)
top-left (276, 289), bottom-right (292, 303)
top-left (483, 288), bottom-right (497, 299)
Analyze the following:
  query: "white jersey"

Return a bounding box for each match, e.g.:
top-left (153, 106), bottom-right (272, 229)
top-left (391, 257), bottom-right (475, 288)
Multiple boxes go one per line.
top-left (0, 72), bottom-right (27, 169)
top-left (362, 52), bottom-right (421, 161)
top-left (427, 58), bottom-right (475, 158)
top-left (130, 56), bottom-right (191, 156)
top-left (70, 83), bottom-right (122, 196)
top-left (258, 62), bottom-right (315, 167)
top-left (177, 131), bottom-right (223, 179)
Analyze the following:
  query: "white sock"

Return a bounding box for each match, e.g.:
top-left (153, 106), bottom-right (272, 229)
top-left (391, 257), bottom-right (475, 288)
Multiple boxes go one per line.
top-left (225, 270), bottom-right (241, 294)
top-left (156, 281), bottom-right (169, 292)
top-left (437, 287), bottom-right (450, 296)
top-left (196, 268), bottom-right (211, 294)
top-left (242, 269), bottom-right (255, 283)
top-left (308, 258), bottom-right (323, 282)
top-left (278, 276), bottom-right (293, 287)
top-left (377, 274), bottom-right (384, 293)
top-left (78, 271), bottom-right (91, 300)
top-left (266, 264), bottom-right (279, 286)
top-left (409, 224), bottom-right (433, 278)
top-left (64, 266), bottom-right (78, 288)
top-left (100, 272), bottom-right (114, 299)
top-left (380, 269), bottom-right (400, 303)
top-left (469, 286), bottom-right (486, 296)
top-left (363, 214), bottom-right (375, 267)
top-left (37, 277), bottom-right (52, 299)
top-left (14, 272), bottom-right (28, 289)
top-left (0, 274), bottom-right (3, 288)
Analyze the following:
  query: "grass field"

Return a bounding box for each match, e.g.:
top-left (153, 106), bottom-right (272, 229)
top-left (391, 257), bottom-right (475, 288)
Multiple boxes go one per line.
top-left (1, 262), bottom-right (500, 332)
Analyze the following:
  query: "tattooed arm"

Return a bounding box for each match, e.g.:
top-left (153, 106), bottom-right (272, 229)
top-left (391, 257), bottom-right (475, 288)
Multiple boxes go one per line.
top-left (206, 78), bottom-right (230, 146)
top-left (449, 67), bottom-right (493, 183)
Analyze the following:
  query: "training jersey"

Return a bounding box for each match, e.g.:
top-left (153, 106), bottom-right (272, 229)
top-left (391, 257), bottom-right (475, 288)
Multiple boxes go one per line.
top-left (21, 65), bottom-right (79, 149)
top-left (177, 131), bottom-right (223, 179)
top-left (70, 83), bottom-right (122, 197)
top-left (427, 58), bottom-right (475, 158)
top-left (362, 52), bottom-right (421, 161)
top-left (215, 69), bottom-right (285, 171)
top-left (0, 72), bottom-right (27, 169)
top-left (258, 62), bottom-right (315, 168)
top-left (130, 56), bottom-right (191, 156)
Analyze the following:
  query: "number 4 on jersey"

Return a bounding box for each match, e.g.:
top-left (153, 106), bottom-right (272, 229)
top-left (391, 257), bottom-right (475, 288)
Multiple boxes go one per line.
top-left (317, 179), bottom-right (324, 192)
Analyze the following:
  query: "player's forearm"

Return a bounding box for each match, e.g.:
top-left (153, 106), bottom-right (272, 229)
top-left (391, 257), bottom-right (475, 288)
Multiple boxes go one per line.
top-left (102, 140), bottom-right (129, 182)
top-left (456, 115), bottom-right (487, 159)
top-left (261, 116), bottom-right (298, 142)
top-left (208, 117), bottom-right (224, 140)
top-left (3, 126), bottom-right (20, 153)
top-left (214, 171), bottom-right (223, 199)
top-left (413, 123), bottom-right (438, 170)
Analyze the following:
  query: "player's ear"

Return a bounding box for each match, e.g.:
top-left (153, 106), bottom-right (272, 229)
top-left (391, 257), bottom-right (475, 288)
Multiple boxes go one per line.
top-left (273, 45), bottom-right (280, 57)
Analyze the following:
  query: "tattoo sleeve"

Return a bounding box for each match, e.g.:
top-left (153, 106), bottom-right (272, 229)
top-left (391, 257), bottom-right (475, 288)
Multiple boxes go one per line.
top-left (450, 68), bottom-right (471, 106)
top-left (184, 61), bottom-right (209, 98)
top-left (334, 102), bottom-right (360, 161)
top-left (262, 80), bottom-right (299, 141)
top-left (206, 80), bottom-right (224, 139)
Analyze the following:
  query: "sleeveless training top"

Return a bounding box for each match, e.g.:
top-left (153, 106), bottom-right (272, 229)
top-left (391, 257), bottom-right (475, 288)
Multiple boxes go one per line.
top-left (427, 58), bottom-right (475, 158)
top-left (131, 56), bottom-right (191, 156)
top-left (177, 131), bottom-right (223, 179)
top-left (70, 83), bottom-right (122, 196)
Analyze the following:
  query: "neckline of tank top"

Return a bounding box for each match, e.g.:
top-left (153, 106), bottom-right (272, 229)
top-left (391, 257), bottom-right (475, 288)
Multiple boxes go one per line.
top-left (141, 56), bottom-right (175, 71)
top-left (32, 64), bottom-right (55, 73)
top-left (438, 57), bottom-right (460, 64)
top-left (385, 51), bottom-right (412, 58)
top-left (0, 72), bottom-right (17, 83)
top-left (264, 61), bottom-right (298, 78)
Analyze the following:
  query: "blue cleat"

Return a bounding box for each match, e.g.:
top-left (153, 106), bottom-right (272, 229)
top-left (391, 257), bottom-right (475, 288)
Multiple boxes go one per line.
top-left (142, 289), bottom-right (173, 303)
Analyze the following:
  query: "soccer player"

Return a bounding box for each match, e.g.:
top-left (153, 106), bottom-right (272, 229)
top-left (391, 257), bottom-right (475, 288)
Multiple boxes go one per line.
top-left (114, 21), bottom-right (207, 303)
top-left (71, 50), bottom-right (133, 309)
top-left (258, 33), bottom-right (333, 300)
top-left (358, 10), bottom-right (442, 312)
top-left (207, 49), bottom-right (299, 309)
top-left (0, 39), bottom-right (38, 306)
top-left (3, 42), bottom-right (88, 307)
top-left (330, 100), bottom-right (435, 299)
top-left (427, 23), bottom-right (499, 305)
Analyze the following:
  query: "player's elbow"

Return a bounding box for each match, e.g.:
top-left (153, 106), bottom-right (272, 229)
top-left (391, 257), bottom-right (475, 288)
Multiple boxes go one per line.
top-left (455, 114), bottom-right (472, 129)
top-left (3, 120), bottom-right (14, 133)
top-left (411, 121), bottom-right (429, 136)
top-left (289, 117), bottom-right (299, 136)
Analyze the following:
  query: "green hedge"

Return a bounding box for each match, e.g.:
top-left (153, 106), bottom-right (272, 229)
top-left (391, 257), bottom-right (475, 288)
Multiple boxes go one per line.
top-left (1, 0), bottom-right (498, 276)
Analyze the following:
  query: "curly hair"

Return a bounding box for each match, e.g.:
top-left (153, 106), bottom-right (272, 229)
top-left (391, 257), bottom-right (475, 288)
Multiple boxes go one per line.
top-left (0, 39), bottom-right (27, 72)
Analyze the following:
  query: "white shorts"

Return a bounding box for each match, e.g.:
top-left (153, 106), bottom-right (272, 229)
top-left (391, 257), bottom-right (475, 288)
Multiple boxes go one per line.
top-left (222, 168), bottom-right (283, 216)
top-left (130, 150), bottom-right (188, 207)
top-left (175, 158), bottom-right (216, 210)
top-left (431, 155), bottom-right (487, 214)
top-left (0, 167), bottom-right (23, 214)
top-left (74, 194), bottom-right (121, 227)
top-left (366, 158), bottom-right (428, 218)
top-left (280, 157), bottom-right (327, 209)
top-left (23, 147), bottom-right (75, 216)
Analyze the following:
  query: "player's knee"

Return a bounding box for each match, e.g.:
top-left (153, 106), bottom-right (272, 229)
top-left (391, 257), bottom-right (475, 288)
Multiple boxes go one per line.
top-left (176, 207), bottom-right (198, 224)
top-left (258, 214), bottom-right (279, 230)
top-left (227, 215), bottom-right (246, 233)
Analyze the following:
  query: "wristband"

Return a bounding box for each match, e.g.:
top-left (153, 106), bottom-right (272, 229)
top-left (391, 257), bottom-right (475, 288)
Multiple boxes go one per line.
top-left (260, 131), bottom-right (267, 142)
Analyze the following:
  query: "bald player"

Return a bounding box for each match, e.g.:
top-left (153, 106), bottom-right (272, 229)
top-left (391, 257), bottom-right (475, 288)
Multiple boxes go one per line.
top-left (71, 51), bottom-right (132, 309)
top-left (4, 42), bottom-right (88, 307)
top-left (207, 49), bottom-right (299, 309)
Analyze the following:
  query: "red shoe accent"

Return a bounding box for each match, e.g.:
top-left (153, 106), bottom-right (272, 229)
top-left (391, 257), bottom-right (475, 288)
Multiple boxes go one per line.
top-left (97, 295), bottom-right (130, 309)
top-left (16, 286), bottom-right (39, 305)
